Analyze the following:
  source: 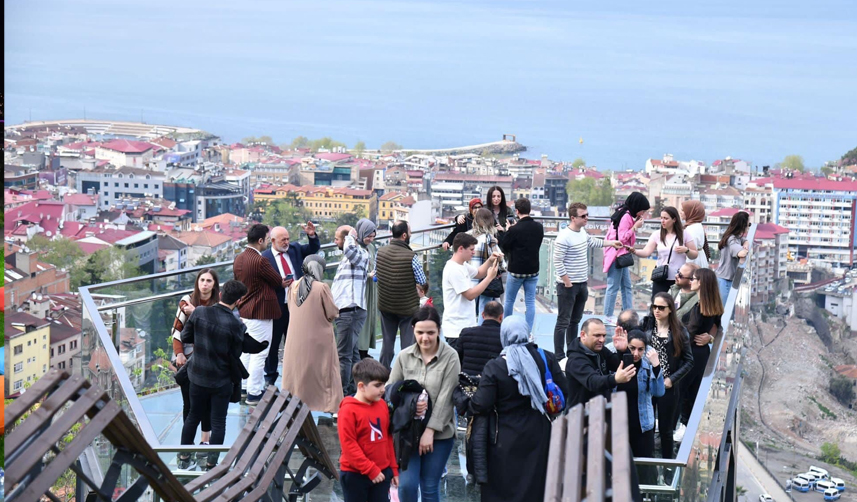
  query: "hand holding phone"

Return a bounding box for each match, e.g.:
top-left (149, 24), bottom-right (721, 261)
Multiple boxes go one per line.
top-left (622, 353), bottom-right (635, 368)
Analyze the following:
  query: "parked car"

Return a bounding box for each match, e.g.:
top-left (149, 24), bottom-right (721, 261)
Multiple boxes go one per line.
top-left (759, 494), bottom-right (773, 502)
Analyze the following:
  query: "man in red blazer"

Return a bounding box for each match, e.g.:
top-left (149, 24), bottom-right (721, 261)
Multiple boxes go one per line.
top-left (234, 223), bottom-right (286, 405)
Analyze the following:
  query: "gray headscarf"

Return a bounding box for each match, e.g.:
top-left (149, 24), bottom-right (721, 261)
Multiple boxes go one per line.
top-left (296, 254), bottom-right (326, 308)
top-left (500, 316), bottom-right (548, 415)
top-left (355, 218), bottom-right (377, 248)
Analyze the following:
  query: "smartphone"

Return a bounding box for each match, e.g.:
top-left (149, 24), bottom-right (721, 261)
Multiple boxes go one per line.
top-left (622, 353), bottom-right (635, 368)
top-left (285, 274), bottom-right (294, 281)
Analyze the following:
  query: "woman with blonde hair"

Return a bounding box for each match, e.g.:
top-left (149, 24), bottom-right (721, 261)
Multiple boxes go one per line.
top-left (680, 200), bottom-right (709, 268)
top-left (467, 208), bottom-right (505, 323)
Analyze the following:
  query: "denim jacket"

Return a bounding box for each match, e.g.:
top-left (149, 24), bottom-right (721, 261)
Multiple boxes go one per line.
top-left (632, 357), bottom-right (665, 433)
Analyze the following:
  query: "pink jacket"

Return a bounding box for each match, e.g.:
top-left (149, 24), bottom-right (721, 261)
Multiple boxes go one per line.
top-left (603, 213), bottom-right (636, 273)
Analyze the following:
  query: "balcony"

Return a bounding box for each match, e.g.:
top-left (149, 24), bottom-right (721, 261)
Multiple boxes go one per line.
top-left (60, 217), bottom-right (755, 501)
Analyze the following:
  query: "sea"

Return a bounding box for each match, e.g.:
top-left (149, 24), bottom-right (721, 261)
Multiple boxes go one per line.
top-left (5, 0), bottom-right (857, 169)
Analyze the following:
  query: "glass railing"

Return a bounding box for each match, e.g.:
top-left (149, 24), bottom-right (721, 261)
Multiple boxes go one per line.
top-left (74, 217), bottom-right (754, 500)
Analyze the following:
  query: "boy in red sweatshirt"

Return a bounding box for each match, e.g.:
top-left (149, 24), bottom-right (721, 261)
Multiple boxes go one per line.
top-left (338, 358), bottom-right (399, 502)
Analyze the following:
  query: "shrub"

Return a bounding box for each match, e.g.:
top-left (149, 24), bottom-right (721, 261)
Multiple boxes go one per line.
top-left (830, 375), bottom-right (856, 406)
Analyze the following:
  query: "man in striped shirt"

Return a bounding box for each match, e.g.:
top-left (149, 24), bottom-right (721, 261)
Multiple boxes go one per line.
top-left (332, 218), bottom-right (377, 395)
top-left (553, 202), bottom-right (622, 358)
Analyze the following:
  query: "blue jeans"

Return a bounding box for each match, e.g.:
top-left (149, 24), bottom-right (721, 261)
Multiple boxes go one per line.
top-left (604, 262), bottom-right (633, 317)
top-left (398, 437), bottom-right (454, 502)
top-left (718, 277), bottom-right (732, 306)
top-left (504, 274), bottom-right (539, 332)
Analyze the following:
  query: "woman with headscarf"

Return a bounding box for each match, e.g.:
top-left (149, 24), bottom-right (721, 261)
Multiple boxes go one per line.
top-left (281, 254), bottom-right (343, 413)
top-left (468, 316), bottom-right (569, 502)
top-left (603, 192), bottom-right (651, 317)
top-left (680, 200), bottom-right (709, 268)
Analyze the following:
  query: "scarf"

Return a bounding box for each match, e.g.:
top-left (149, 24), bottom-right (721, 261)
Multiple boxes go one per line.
top-left (500, 316), bottom-right (548, 415)
top-left (610, 191), bottom-right (651, 230)
top-left (296, 254), bottom-right (326, 308)
top-left (355, 218), bottom-right (377, 248)
top-left (681, 200), bottom-right (706, 225)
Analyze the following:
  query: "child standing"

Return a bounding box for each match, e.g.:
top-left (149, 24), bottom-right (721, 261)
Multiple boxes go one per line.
top-left (338, 359), bottom-right (399, 502)
top-left (417, 283), bottom-right (433, 308)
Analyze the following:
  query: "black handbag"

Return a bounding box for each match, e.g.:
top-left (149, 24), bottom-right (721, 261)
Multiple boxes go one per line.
top-left (615, 252), bottom-right (635, 269)
top-left (174, 360), bottom-right (189, 386)
top-left (481, 235), bottom-right (504, 298)
top-left (650, 237), bottom-right (676, 282)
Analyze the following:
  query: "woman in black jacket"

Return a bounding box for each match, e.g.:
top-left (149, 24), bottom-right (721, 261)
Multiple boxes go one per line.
top-left (469, 316), bottom-right (569, 502)
top-left (442, 198), bottom-right (482, 250)
top-left (641, 293), bottom-right (693, 460)
top-left (679, 268), bottom-right (723, 428)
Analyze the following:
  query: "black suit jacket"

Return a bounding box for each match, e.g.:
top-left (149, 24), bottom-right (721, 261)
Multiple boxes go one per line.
top-left (262, 236), bottom-right (320, 306)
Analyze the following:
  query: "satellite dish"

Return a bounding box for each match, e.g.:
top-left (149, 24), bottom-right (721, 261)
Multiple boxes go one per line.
top-left (46, 231), bottom-right (53, 237)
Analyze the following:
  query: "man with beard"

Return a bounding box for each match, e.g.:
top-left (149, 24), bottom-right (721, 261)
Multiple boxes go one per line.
top-left (375, 220), bottom-right (427, 368)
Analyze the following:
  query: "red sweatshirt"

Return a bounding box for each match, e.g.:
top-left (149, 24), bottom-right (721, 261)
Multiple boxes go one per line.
top-left (338, 397), bottom-right (399, 479)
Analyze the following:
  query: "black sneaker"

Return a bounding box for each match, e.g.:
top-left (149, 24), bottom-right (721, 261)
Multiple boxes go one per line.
top-left (196, 442), bottom-right (210, 461)
top-left (177, 454), bottom-right (197, 471)
top-left (205, 452), bottom-right (219, 470)
top-left (246, 393), bottom-right (263, 405)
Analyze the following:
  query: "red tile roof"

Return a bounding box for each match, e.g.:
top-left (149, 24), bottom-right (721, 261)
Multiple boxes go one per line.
top-left (709, 208), bottom-right (752, 217)
top-left (99, 139), bottom-right (154, 154)
top-left (76, 241), bottom-right (110, 254)
top-left (63, 193), bottom-right (98, 206)
top-left (314, 153), bottom-right (353, 162)
top-left (754, 223), bottom-right (790, 241)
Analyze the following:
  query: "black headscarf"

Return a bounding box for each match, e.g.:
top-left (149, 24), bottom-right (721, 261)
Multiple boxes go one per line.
top-left (610, 191), bottom-right (651, 230)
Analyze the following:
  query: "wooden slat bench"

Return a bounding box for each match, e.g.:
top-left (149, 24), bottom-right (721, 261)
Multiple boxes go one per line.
top-left (544, 392), bottom-right (637, 502)
top-left (4, 369), bottom-right (337, 502)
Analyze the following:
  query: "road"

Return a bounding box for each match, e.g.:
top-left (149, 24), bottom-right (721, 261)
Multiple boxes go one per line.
top-left (737, 442), bottom-right (792, 502)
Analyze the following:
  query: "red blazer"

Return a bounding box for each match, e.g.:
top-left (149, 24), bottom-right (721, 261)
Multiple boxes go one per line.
top-left (234, 247), bottom-right (283, 320)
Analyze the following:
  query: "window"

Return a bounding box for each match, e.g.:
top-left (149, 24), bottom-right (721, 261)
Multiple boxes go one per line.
top-left (14, 380), bottom-right (23, 391)
top-left (155, 184), bottom-right (160, 189)
top-left (144, 184), bottom-right (149, 189)
top-left (115, 182), bottom-right (119, 187)
top-left (70, 340), bottom-right (78, 350)
top-left (134, 183), bottom-right (139, 188)
top-left (14, 345), bottom-right (22, 355)
top-left (14, 362), bottom-right (23, 373)
top-left (28, 340), bottom-right (32, 346)
top-left (51, 348), bottom-right (54, 357)
top-left (58, 344), bottom-right (66, 354)
top-left (59, 361), bottom-right (66, 369)
top-left (125, 183), bottom-right (129, 188)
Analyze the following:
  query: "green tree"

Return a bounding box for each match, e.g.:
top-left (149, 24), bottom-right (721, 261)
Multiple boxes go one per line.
top-left (571, 157), bottom-right (586, 169)
top-left (262, 196), bottom-right (316, 239)
top-left (28, 236), bottom-right (88, 288)
top-left (782, 154), bottom-right (805, 172)
top-left (310, 136), bottom-right (347, 152)
top-left (257, 135), bottom-right (274, 145)
top-left (354, 140), bottom-right (366, 156)
top-left (334, 207), bottom-right (366, 229)
top-left (290, 136), bottom-right (310, 149)
top-left (565, 177), bottom-right (615, 207)
top-left (840, 146), bottom-right (857, 166)
top-left (821, 166), bottom-right (835, 177)
top-left (380, 141), bottom-right (402, 152)
top-left (830, 375), bottom-right (856, 406)
top-left (241, 136), bottom-right (258, 144)
top-left (79, 246), bottom-right (142, 287)
top-left (820, 442), bottom-right (841, 464)
top-left (194, 254), bottom-right (218, 266)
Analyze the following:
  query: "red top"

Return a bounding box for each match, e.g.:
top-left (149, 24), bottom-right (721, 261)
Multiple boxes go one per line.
top-left (337, 397), bottom-right (399, 478)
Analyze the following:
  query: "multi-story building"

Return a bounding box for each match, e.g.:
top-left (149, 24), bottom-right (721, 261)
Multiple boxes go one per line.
top-left (544, 174), bottom-right (570, 210)
top-left (695, 185), bottom-right (743, 215)
top-left (378, 192), bottom-right (416, 226)
top-left (4, 246), bottom-right (71, 311)
top-left (771, 177), bottom-right (857, 268)
top-left (434, 173), bottom-right (514, 203)
top-left (94, 139), bottom-right (155, 168)
top-left (157, 233), bottom-right (190, 273)
top-left (657, 175), bottom-right (694, 210)
top-left (749, 223), bottom-right (790, 306)
top-left (50, 321), bottom-right (82, 373)
top-left (77, 166), bottom-right (166, 209)
top-left (743, 182), bottom-right (774, 224)
top-left (172, 228), bottom-right (235, 266)
top-left (5, 312), bottom-right (52, 396)
top-left (4, 164), bottom-right (40, 189)
top-left (431, 180), bottom-right (466, 215)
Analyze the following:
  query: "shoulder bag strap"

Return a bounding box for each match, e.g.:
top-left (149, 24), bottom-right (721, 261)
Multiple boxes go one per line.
top-left (537, 348), bottom-right (553, 384)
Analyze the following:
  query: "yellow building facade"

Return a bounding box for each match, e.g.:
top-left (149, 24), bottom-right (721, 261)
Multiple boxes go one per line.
top-left (5, 312), bottom-right (52, 396)
top-left (254, 184), bottom-right (378, 221)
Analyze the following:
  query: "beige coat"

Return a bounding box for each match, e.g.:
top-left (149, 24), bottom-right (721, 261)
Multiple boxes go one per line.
top-left (282, 279), bottom-right (342, 413)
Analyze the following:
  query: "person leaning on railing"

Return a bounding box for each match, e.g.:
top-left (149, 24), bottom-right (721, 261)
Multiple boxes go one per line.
top-left (715, 211), bottom-right (750, 305)
top-left (171, 268), bottom-right (221, 452)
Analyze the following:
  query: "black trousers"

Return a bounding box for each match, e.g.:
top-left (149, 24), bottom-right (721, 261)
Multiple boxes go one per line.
top-left (340, 467), bottom-right (393, 502)
top-left (681, 343), bottom-right (711, 425)
top-left (181, 381), bottom-right (231, 447)
top-left (629, 428), bottom-right (656, 485)
top-left (265, 304), bottom-right (289, 386)
top-left (554, 282), bottom-right (588, 358)
top-left (653, 385), bottom-right (681, 459)
top-left (180, 377), bottom-right (211, 433)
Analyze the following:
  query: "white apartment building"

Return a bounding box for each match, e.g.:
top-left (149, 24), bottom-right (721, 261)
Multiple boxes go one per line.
top-left (743, 183), bottom-right (773, 224)
top-left (772, 177), bottom-right (857, 268)
top-left (431, 181), bottom-right (466, 214)
top-left (76, 166), bottom-right (166, 208)
top-left (749, 223), bottom-right (790, 306)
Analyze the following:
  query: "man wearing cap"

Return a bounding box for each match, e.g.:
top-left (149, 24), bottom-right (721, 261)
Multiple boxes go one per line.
top-left (442, 198), bottom-right (482, 251)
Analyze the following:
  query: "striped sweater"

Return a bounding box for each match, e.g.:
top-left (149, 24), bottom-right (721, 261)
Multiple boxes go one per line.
top-left (553, 226), bottom-right (604, 284)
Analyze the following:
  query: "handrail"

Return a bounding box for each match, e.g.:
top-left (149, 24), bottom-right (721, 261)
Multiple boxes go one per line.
top-left (78, 215), bottom-right (756, 489)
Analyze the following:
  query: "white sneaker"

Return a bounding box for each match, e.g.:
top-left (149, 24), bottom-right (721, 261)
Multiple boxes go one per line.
top-left (673, 423), bottom-right (686, 443)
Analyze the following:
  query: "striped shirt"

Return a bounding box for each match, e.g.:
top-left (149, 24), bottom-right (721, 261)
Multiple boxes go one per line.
top-left (553, 226), bottom-right (604, 284)
top-left (467, 232), bottom-right (505, 285)
top-left (332, 235), bottom-right (370, 310)
top-left (412, 255), bottom-right (427, 286)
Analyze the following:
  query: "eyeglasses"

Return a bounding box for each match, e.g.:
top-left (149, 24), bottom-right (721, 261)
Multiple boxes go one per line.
top-left (576, 214), bottom-right (589, 219)
top-left (652, 304), bottom-right (669, 311)
top-left (676, 272), bottom-right (685, 279)
top-left (690, 276), bottom-right (700, 282)
top-left (473, 205), bottom-right (483, 210)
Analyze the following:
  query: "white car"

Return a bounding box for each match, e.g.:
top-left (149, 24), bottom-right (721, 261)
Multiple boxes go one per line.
top-left (759, 494), bottom-right (773, 502)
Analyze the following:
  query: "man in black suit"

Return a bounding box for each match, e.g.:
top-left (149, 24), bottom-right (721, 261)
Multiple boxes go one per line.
top-left (261, 223), bottom-right (320, 387)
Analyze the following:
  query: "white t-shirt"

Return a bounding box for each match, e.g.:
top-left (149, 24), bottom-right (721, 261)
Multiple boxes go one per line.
top-left (646, 231), bottom-right (692, 280)
top-left (442, 260), bottom-right (479, 340)
top-left (684, 223), bottom-right (709, 268)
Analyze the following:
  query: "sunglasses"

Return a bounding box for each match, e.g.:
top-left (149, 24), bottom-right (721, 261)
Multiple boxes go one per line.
top-left (473, 205), bottom-right (483, 209)
top-left (576, 214), bottom-right (589, 219)
top-left (690, 276), bottom-right (700, 282)
top-left (676, 272), bottom-right (685, 279)
top-left (652, 304), bottom-right (669, 311)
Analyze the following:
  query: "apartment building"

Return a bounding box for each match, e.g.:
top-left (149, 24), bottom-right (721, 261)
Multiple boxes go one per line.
top-left (5, 312), bottom-right (52, 396)
top-left (77, 166), bottom-right (166, 208)
top-left (378, 192), bottom-right (416, 226)
top-left (771, 177), bottom-right (857, 268)
top-left (749, 223), bottom-right (790, 306)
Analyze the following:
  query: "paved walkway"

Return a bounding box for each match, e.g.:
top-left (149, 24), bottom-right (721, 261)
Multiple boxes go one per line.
top-left (737, 442), bottom-right (792, 501)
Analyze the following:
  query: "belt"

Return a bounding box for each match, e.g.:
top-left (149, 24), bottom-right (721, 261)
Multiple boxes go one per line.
top-left (510, 272), bottom-right (538, 278)
top-left (339, 306), bottom-right (362, 314)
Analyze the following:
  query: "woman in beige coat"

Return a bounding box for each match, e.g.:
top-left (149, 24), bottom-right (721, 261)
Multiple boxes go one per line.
top-left (282, 255), bottom-right (343, 413)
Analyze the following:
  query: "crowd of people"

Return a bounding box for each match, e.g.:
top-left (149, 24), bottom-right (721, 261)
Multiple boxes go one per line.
top-left (169, 185), bottom-right (749, 502)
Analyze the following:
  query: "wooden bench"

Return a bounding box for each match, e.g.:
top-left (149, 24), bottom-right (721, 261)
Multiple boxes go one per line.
top-left (544, 392), bottom-right (636, 502)
top-left (4, 369), bottom-right (337, 502)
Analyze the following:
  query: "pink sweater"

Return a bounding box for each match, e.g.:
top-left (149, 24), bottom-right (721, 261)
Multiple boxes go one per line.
top-left (603, 213), bottom-right (636, 273)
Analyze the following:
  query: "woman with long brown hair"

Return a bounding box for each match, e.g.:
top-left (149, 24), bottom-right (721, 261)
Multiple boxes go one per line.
top-left (629, 206), bottom-right (698, 298)
top-left (172, 268), bottom-right (221, 453)
top-left (715, 211), bottom-right (750, 305)
top-left (641, 292), bottom-right (693, 459)
top-left (468, 207), bottom-right (506, 322)
top-left (678, 268), bottom-right (723, 431)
